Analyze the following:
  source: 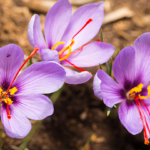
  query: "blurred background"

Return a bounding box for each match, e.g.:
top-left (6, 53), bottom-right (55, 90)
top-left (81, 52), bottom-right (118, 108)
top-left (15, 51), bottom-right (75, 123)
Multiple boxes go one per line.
top-left (0, 0), bottom-right (150, 150)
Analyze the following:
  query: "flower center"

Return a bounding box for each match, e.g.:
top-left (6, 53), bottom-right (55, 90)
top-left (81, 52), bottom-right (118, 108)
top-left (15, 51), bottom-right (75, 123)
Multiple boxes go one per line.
top-left (51, 18), bottom-right (95, 72)
top-left (128, 83), bottom-right (150, 144)
top-left (127, 83), bottom-right (150, 100)
top-left (0, 87), bottom-right (18, 119)
top-left (51, 18), bottom-right (93, 61)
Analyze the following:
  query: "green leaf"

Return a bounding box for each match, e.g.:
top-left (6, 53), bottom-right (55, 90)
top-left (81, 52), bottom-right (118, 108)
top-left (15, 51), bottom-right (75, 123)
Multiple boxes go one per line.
top-left (27, 53), bottom-right (33, 67)
top-left (116, 49), bottom-right (120, 56)
top-left (0, 130), bottom-right (2, 150)
top-left (100, 29), bottom-right (109, 74)
top-left (100, 29), bottom-right (103, 42)
top-left (105, 62), bottom-right (109, 74)
top-left (50, 84), bottom-right (64, 104)
top-left (18, 85), bottom-right (64, 150)
top-left (99, 63), bottom-right (102, 70)
top-left (18, 120), bottom-right (42, 150)
top-left (100, 29), bottom-right (110, 74)
top-left (107, 105), bottom-right (117, 116)
top-left (109, 57), bottom-right (112, 76)
top-left (114, 105), bottom-right (117, 108)
top-left (81, 134), bottom-right (93, 150)
top-left (107, 108), bottom-right (111, 116)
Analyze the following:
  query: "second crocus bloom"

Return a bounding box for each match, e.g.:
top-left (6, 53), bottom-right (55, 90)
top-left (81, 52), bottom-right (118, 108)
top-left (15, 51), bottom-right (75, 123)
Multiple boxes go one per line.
top-left (93, 33), bottom-right (150, 144)
top-left (27, 0), bottom-right (114, 84)
top-left (0, 44), bottom-right (66, 138)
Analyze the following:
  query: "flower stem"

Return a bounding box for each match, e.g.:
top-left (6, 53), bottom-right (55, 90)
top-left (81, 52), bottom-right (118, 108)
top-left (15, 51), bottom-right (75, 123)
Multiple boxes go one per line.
top-left (81, 134), bottom-right (93, 150)
top-left (18, 120), bottom-right (42, 150)
top-left (105, 62), bottom-right (110, 75)
top-left (18, 85), bottom-right (64, 150)
top-left (0, 130), bottom-right (2, 150)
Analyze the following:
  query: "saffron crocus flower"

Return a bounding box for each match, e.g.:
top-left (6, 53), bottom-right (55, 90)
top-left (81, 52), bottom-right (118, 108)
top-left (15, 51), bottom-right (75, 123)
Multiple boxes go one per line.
top-left (93, 33), bottom-right (150, 144)
top-left (0, 44), bottom-right (66, 138)
top-left (27, 0), bottom-right (114, 84)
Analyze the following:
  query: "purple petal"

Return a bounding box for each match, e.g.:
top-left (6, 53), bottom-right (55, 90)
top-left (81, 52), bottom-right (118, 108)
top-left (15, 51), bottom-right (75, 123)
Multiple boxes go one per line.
top-left (119, 100), bottom-right (143, 135)
top-left (64, 67), bottom-right (92, 84)
top-left (0, 44), bottom-right (24, 83)
top-left (61, 2), bottom-right (104, 51)
top-left (61, 41), bottom-right (114, 67)
top-left (93, 70), bottom-right (102, 100)
top-left (27, 15), bottom-right (36, 48)
top-left (41, 49), bottom-right (59, 63)
top-left (15, 94), bottom-right (53, 120)
top-left (113, 46), bottom-right (136, 87)
top-left (133, 33), bottom-right (150, 84)
top-left (14, 62), bottom-right (66, 95)
top-left (97, 70), bottom-right (125, 107)
top-left (33, 14), bottom-right (46, 54)
top-left (1, 105), bottom-right (31, 138)
top-left (44, 0), bottom-right (72, 49)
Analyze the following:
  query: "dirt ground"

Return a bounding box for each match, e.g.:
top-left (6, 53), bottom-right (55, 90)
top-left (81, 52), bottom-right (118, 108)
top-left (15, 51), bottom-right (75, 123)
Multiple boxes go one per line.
top-left (0, 0), bottom-right (150, 150)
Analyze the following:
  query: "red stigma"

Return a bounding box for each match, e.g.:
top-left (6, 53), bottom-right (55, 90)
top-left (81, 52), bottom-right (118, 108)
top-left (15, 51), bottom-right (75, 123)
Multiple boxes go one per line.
top-left (65, 59), bottom-right (87, 72)
top-left (60, 18), bottom-right (93, 57)
top-left (66, 38), bottom-right (101, 56)
top-left (97, 39), bottom-right (101, 42)
top-left (70, 43), bottom-right (89, 55)
top-left (59, 19), bottom-right (94, 73)
top-left (133, 95), bottom-right (150, 144)
top-left (72, 18), bottom-right (93, 39)
top-left (5, 95), bottom-right (11, 119)
top-left (68, 38), bottom-right (101, 56)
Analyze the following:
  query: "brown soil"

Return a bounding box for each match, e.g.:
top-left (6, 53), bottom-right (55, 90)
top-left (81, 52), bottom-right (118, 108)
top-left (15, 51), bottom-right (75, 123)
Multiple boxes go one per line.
top-left (0, 0), bottom-right (150, 150)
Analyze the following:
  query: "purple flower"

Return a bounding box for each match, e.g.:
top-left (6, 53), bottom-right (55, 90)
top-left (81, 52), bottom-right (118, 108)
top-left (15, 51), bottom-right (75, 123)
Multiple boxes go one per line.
top-left (93, 33), bottom-right (150, 144)
top-left (0, 44), bottom-right (66, 138)
top-left (27, 0), bottom-right (114, 85)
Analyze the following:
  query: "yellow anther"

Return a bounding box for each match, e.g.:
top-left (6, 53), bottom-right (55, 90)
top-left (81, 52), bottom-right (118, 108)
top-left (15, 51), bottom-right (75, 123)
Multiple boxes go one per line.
top-left (129, 83), bottom-right (150, 100)
top-left (51, 39), bottom-right (75, 61)
top-left (144, 139), bottom-right (149, 145)
top-left (138, 85), bottom-right (150, 99)
top-left (148, 86), bottom-right (150, 95)
top-left (130, 83), bottom-right (143, 96)
top-left (51, 41), bottom-right (65, 50)
top-left (70, 39), bottom-right (75, 47)
top-left (58, 46), bottom-right (68, 55)
top-left (59, 45), bottom-right (72, 61)
top-left (9, 87), bottom-right (18, 95)
top-left (4, 98), bottom-right (13, 105)
top-left (58, 39), bottom-right (75, 55)
top-left (0, 87), bottom-right (3, 93)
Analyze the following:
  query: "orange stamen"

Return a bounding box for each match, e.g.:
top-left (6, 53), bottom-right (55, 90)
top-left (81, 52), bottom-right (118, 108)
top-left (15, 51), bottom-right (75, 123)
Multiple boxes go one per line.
top-left (6, 47), bottom-right (39, 93)
top-left (59, 39), bottom-right (75, 56)
top-left (60, 43), bottom-right (88, 58)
